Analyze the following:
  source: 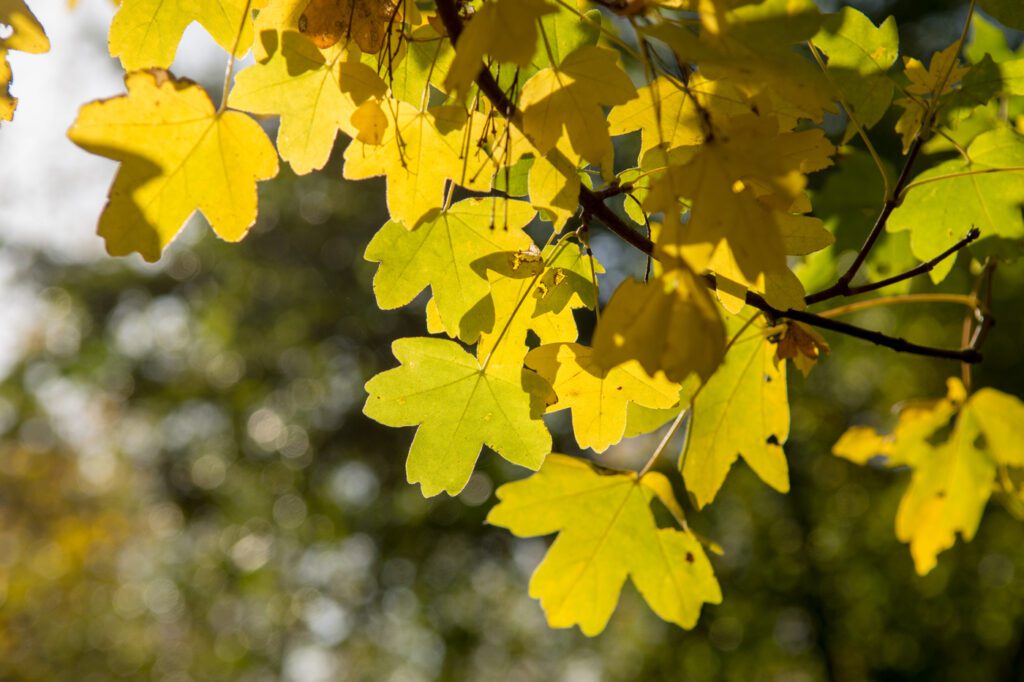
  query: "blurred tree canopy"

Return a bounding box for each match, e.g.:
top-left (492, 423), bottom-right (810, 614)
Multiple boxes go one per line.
top-left (1, 1), bottom-right (1024, 681)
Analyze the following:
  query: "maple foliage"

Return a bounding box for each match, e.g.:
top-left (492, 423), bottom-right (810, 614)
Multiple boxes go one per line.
top-left (5, 0), bottom-right (1024, 638)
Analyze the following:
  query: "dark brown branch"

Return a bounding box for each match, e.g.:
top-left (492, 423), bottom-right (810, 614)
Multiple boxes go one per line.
top-left (432, 0), bottom-right (982, 364)
top-left (832, 226), bottom-right (981, 299)
top-left (806, 133), bottom-right (927, 304)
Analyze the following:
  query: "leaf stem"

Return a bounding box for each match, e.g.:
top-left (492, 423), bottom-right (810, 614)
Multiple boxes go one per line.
top-left (480, 234), bottom-right (568, 371)
top-left (220, 0), bottom-right (253, 114)
top-left (639, 314), bottom-right (761, 477)
top-left (806, 40), bottom-right (890, 201)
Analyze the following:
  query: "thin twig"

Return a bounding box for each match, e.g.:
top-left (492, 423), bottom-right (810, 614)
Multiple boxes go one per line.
top-left (819, 293), bottom-right (978, 318)
top-left (805, 134), bottom-right (926, 304)
top-left (841, 226), bottom-right (980, 297)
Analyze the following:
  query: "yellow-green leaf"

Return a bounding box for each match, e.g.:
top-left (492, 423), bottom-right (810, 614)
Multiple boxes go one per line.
top-left (592, 267), bottom-right (726, 384)
top-left (229, 33), bottom-right (387, 174)
top-left (363, 337), bottom-right (552, 497)
top-left (520, 45), bottom-right (637, 165)
top-left (525, 343), bottom-right (680, 453)
top-left (488, 454), bottom-right (720, 635)
top-left (967, 388), bottom-right (1024, 466)
top-left (364, 198), bottom-right (536, 337)
top-left (68, 70), bottom-right (279, 262)
top-left (343, 103), bottom-right (492, 228)
top-left (889, 128), bottom-right (1024, 281)
top-left (109, 0), bottom-right (255, 70)
top-left (445, 0), bottom-right (555, 97)
top-left (682, 317), bottom-right (790, 508)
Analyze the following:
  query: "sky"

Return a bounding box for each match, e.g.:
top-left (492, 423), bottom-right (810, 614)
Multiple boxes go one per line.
top-left (0, 1), bottom-right (242, 261)
top-left (0, 2), bottom-right (248, 378)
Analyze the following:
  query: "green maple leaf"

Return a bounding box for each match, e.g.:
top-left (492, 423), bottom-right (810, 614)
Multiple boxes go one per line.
top-left (682, 317), bottom-right (790, 509)
top-left (364, 198), bottom-right (536, 336)
top-left (889, 128), bottom-right (1024, 282)
top-left (488, 454), bottom-right (721, 635)
top-left (813, 7), bottom-right (898, 138)
top-left (363, 337), bottom-right (551, 497)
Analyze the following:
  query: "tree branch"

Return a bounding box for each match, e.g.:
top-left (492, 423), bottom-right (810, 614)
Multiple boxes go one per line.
top-left (432, 0), bottom-right (982, 364)
top-left (806, 134), bottom-right (927, 304)
top-left (806, 226), bottom-right (981, 303)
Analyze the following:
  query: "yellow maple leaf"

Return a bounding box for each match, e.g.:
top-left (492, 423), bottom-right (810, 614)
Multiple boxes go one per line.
top-left (343, 102), bottom-right (492, 228)
top-left (682, 316), bottom-right (790, 508)
top-left (68, 70), bottom-right (279, 262)
top-left (1, 0), bottom-right (50, 122)
top-left (832, 379), bottom-right (1024, 575)
top-left (488, 454), bottom-right (721, 635)
top-left (591, 267), bottom-right (726, 384)
top-left (645, 114), bottom-right (833, 310)
top-left (893, 42), bottom-right (971, 152)
top-left (520, 45), bottom-right (637, 166)
top-left (298, 0), bottom-right (401, 54)
top-left (525, 343), bottom-right (681, 453)
top-left (607, 76), bottom-right (706, 156)
top-left (229, 33), bottom-right (386, 174)
top-left (109, 0), bottom-right (256, 70)
top-left (445, 0), bottom-right (555, 97)
top-left (646, 0), bottom-right (834, 121)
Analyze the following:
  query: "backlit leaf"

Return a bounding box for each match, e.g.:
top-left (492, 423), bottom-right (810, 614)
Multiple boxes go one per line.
top-left (525, 343), bottom-right (681, 453)
top-left (363, 337), bottom-right (552, 497)
top-left (488, 454), bottom-right (721, 635)
top-left (109, 0), bottom-right (255, 70)
top-left (68, 70), bottom-right (279, 262)
top-left (682, 316), bottom-right (790, 508)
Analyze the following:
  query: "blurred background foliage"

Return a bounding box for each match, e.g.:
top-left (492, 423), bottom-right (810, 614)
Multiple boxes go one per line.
top-left (2, 1), bottom-right (1024, 681)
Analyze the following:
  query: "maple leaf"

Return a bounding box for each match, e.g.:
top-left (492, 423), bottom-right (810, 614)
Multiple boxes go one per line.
top-left (364, 198), bottom-right (536, 337)
top-left (109, 0), bottom-right (255, 70)
top-left (682, 317), bottom-right (789, 509)
top-left (591, 267), bottom-right (726, 384)
top-left (893, 42), bottom-right (971, 152)
top-left (812, 7), bottom-right (899, 139)
top-left (607, 76), bottom-right (706, 156)
top-left (343, 102), bottom-right (492, 228)
top-left (432, 242), bottom-right (599, 365)
top-left (527, 140), bottom-right (581, 231)
top-left (1, 0), bottom-right (50, 122)
top-left (519, 45), bottom-right (637, 166)
top-left (229, 32), bottom-right (387, 174)
top-left (834, 379), bottom-right (1024, 574)
top-left (889, 127), bottom-right (1024, 282)
top-left (68, 70), bottom-right (279, 262)
top-left (298, 0), bottom-right (400, 54)
top-left (525, 343), bottom-right (681, 453)
top-left (644, 114), bottom-right (834, 309)
top-left (488, 454), bottom-right (721, 635)
top-left (363, 337), bottom-right (552, 497)
top-left (774, 320), bottom-right (830, 377)
top-left (646, 0), bottom-right (834, 121)
top-left (444, 0), bottom-right (555, 97)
